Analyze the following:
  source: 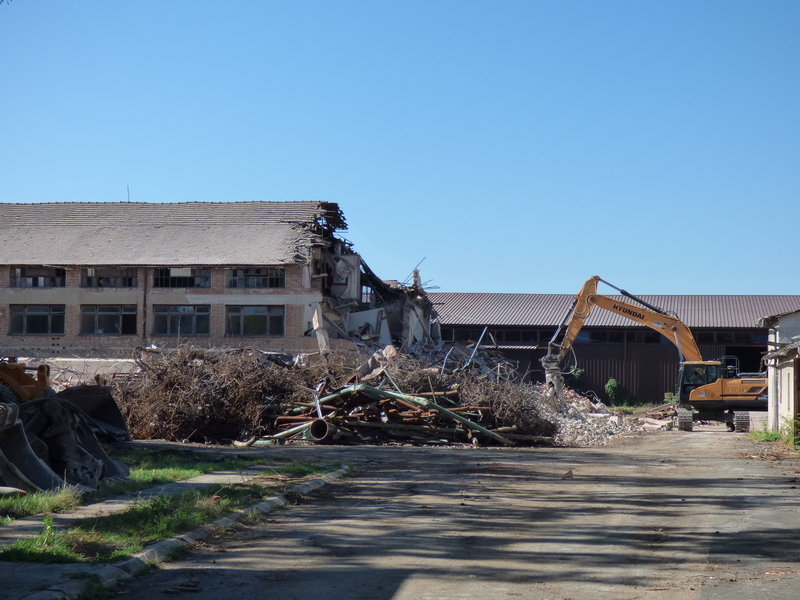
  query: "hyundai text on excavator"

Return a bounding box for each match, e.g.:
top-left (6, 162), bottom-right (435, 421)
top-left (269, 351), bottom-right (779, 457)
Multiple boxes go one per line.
top-left (541, 276), bottom-right (767, 432)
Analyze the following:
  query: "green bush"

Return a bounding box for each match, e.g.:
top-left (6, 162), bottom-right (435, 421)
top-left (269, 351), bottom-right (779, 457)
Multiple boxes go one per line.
top-left (604, 378), bottom-right (621, 404)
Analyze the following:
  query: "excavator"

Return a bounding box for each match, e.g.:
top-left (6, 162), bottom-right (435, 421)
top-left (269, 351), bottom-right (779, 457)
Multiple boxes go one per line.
top-left (541, 276), bottom-right (767, 432)
top-left (0, 358), bottom-right (129, 494)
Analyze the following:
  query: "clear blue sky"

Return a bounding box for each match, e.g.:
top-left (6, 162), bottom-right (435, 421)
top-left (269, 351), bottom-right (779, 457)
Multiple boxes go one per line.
top-left (2, 1), bottom-right (798, 295)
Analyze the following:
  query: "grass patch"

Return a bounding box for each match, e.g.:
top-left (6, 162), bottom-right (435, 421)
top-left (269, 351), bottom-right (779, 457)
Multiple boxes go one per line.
top-left (0, 461), bottom-right (340, 564)
top-left (747, 428), bottom-right (783, 443)
top-left (0, 445), bottom-right (338, 525)
top-left (81, 448), bottom-right (268, 503)
top-left (0, 487), bottom-right (82, 521)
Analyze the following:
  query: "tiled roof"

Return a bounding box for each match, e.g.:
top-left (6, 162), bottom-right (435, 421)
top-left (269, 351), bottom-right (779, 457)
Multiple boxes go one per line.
top-left (0, 201), bottom-right (345, 266)
top-left (430, 292), bottom-right (800, 329)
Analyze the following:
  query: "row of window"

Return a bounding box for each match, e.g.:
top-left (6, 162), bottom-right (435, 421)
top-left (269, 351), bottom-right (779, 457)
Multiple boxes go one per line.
top-left (442, 328), bottom-right (768, 345)
top-left (8, 305), bottom-right (285, 337)
top-left (10, 267), bottom-right (286, 290)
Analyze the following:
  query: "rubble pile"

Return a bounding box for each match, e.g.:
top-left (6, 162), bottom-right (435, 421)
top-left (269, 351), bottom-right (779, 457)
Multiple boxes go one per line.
top-left (113, 344), bottom-right (656, 447)
top-left (115, 347), bottom-right (354, 442)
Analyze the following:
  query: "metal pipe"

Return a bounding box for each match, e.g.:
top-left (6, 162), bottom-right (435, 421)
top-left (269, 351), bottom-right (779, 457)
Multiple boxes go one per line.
top-left (328, 384), bottom-right (516, 446)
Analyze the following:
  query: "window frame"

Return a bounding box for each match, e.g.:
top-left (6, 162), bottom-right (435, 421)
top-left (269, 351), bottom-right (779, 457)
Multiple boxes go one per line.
top-left (226, 267), bottom-right (285, 289)
top-left (81, 268), bottom-right (138, 288)
top-left (153, 268), bottom-right (211, 289)
top-left (225, 305), bottom-right (285, 337)
top-left (9, 305), bottom-right (65, 335)
top-left (10, 266), bottom-right (66, 288)
top-left (80, 305), bottom-right (137, 335)
top-left (152, 305), bottom-right (211, 336)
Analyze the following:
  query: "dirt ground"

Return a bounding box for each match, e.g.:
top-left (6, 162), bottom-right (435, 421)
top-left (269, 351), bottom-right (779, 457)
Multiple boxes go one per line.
top-left (13, 427), bottom-right (800, 600)
top-left (87, 426), bottom-right (800, 600)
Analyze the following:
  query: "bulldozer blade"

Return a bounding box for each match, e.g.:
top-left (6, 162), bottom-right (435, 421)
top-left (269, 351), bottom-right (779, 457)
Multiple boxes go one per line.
top-left (56, 385), bottom-right (130, 442)
top-left (0, 419), bottom-right (66, 493)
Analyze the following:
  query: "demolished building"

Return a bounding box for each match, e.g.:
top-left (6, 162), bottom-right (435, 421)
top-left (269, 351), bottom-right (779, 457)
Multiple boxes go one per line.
top-left (0, 201), bottom-right (435, 358)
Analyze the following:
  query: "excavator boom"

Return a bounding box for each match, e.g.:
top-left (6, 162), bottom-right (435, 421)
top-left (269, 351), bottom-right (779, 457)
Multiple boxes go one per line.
top-left (545, 276), bottom-right (701, 367)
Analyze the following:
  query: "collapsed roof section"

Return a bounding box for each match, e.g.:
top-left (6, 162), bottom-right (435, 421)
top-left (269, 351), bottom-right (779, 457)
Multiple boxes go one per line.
top-left (308, 234), bottom-right (437, 349)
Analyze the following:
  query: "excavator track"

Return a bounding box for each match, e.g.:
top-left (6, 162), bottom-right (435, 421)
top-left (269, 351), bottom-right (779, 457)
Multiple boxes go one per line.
top-left (676, 408), bottom-right (693, 432)
top-left (733, 411), bottom-right (751, 433)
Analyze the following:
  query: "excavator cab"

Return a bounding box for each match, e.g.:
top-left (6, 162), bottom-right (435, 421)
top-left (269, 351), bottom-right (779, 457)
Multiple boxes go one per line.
top-left (677, 361), bottom-right (722, 403)
top-left (678, 355), bottom-right (766, 413)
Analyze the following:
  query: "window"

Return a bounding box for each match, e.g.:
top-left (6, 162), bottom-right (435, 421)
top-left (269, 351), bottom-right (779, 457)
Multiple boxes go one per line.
top-left (81, 305), bottom-right (137, 335)
top-left (9, 305), bottom-right (65, 335)
top-left (454, 329), bottom-right (473, 342)
top-left (11, 266), bottom-right (66, 288)
top-left (607, 331), bottom-right (624, 344)
top-left (81, 268), bottom-right (138, 288)
top-left (226, 305), bottom-right (284, 337)
top-left (152, 305), bottom-right (210, 336)
top-left (696, 331), bottom-right (715, 344)
top-left (642, 331), bottom-right (661, 344)
top-left (538, 330), bottom-right (556, 342)
top-left (226, 268), bottom-right (285, 289)
top-left (716, 332), bottom-right (735, 344)
top-left (153, 268), bottom-right (211, 288)
top-left (625, 331), bottom-right (662, 343)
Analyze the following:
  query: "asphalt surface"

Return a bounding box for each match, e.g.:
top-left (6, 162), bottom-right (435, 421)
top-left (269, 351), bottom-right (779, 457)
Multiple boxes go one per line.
top-left (8, 428), bottom-right (800, 600)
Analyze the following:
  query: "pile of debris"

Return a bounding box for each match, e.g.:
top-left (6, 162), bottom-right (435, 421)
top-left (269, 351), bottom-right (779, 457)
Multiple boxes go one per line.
top-left (112, 344), bottom-right (651, 448)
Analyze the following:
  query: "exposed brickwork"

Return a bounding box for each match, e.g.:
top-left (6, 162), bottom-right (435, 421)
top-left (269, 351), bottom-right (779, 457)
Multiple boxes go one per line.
top-left (0, 265), bottom-right (350, 358)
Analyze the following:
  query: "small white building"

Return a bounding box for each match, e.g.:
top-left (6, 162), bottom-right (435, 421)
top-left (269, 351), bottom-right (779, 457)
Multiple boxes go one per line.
top-left (759, 309), bottom-right (800, 434)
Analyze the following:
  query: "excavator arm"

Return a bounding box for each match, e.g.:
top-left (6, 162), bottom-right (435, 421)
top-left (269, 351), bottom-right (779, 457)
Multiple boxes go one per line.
top-left (542, 276), bottom-right (702, 405)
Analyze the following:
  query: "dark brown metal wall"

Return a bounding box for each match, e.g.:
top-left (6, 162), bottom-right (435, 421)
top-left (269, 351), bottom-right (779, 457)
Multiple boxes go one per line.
top-left (500, 342), bottom-right (764, 404)
top-left (570, 345), bottom-right (679, 402)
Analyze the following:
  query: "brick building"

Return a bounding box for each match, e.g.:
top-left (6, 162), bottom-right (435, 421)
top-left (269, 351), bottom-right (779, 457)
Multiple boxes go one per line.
top-left (0, 201), bottom-right (431, 358)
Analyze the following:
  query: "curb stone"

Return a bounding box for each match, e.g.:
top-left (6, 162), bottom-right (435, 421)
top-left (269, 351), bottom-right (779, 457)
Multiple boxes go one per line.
top-left (16, 465), bottom-right (351, 600)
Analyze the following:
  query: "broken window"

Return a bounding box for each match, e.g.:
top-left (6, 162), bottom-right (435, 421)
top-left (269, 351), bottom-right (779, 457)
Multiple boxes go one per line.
top-left (11, 266), bottom-right (66, 288)
top-left (81, 268), bottom-right (138, 288)
top-left (9, 305), bottom-right (65, 335)
top-left (716, 332), bottom-right (735, 344)
top-left (226, 268), bottom-right (285, 289)
top-left (80, 305), bottom-right (137, 335)
top-left (225, 305), bottom-right (284, 337)
top-left (153, 268), bottom-right (211, 288)
top-left (152, 305), bottom-right (210, 336)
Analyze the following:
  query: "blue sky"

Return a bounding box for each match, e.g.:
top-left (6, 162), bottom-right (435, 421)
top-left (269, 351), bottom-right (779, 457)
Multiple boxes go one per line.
top-left (1, 1), bottom-right (798, 295)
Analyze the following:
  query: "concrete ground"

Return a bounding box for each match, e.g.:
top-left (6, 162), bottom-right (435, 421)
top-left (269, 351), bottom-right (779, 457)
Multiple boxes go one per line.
top-left (7, 427), bottom-right (800, 600)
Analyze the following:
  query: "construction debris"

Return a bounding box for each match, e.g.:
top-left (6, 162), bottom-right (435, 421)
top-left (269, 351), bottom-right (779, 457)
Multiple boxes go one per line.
top-left (112, 343), bottom-right (664, 448)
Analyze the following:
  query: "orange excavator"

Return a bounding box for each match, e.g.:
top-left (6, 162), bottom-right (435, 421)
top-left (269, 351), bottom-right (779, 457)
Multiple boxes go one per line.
top-left (541, 276), bottom-right (767, 432)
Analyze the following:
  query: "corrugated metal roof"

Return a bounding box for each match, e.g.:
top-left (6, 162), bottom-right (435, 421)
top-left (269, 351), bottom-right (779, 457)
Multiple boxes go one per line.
top-left (430, 292), bottom-right (800, 329)
top-left (0, 201), bottom-right (344, 266)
